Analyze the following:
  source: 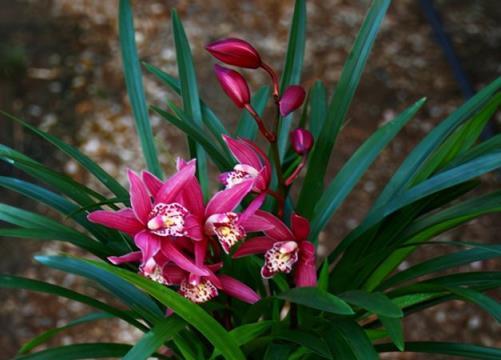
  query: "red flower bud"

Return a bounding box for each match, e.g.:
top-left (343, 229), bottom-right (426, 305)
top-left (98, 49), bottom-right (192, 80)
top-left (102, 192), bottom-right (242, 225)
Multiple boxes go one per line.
top-left (290, 128), bottom-right (314, 155)
top-left (279, 85), bottom-right (306, 116)
top-left (206, 38), bottom-right (262, 69)
top-left (214, 64), bottom-right (250, 108)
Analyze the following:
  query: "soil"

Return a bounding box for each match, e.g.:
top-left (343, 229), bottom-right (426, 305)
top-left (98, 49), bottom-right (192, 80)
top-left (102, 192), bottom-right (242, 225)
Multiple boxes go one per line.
top-left (0, 0), bottom-right (500, 359)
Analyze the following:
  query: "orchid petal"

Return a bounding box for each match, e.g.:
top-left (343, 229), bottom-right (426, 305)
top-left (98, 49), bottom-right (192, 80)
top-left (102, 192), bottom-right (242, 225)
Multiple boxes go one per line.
top-left (107, 251), bottom-right (142, 265)
top-left (87, 208), bottom-right (143, 235)
top-left (155, 160), bottom-right (196, 204)
top-left (222, 135), bottom-right (262, 169)
top-left (184, 214), bottom-right (203, 241)
top-left (294, 241), bottom-right (317, 287)
top-left (291, 213), bottom-right (310, 242)
top-left (134, 230), bottom-right (160, 265)
top-left (161, 239), bottom-right (209, 276)
top-left (255, 210), bottom-right (294, 241)
top-left (128, 170), bottom-right (152, 224)
top-left (233, 236), bottom-right (276, 258)
top-left (239, 193), bottom-right (266, 224)
top-left (161, 264), bottom-right (186, 285)
top-left (142, 170), bottom-right (163, 197)
top-left (240, 214), bottom-right (274, 233)
top-left (179, 176), bottom-right (205, 218)
top-left (206, 180), bottom-right (253, 216)
top-left (218, 274), bottom-right (260, 304)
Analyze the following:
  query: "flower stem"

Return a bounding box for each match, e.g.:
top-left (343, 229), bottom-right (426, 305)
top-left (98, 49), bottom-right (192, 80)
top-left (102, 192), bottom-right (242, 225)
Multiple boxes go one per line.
top-left (244, 104), bottom-right (276, 142)
top-left (260, 62), bottom-right (280, 101)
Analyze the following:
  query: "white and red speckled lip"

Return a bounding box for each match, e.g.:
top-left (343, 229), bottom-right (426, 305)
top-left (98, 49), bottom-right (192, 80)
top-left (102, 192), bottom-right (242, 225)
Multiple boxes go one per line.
top-left (146, 202), bottom-right (189, 237)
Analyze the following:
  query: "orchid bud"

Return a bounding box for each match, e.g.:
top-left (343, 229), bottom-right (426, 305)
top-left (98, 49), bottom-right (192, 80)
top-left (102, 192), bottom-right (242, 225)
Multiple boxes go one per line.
top-left (214, 64), bottom-right (250, 108)
top-left (206, 38), bottom-right (261, 69)
top-left (290, 128), bottom-right (314, 155)
top-left (279, 85), bottom-right (306, 116)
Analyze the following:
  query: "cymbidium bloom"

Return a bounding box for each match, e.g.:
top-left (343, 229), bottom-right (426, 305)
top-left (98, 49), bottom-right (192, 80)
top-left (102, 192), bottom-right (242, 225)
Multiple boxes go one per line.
top-left (290, 128), bottom-right (314, 156)
top-left (234, 211), bottom-right (317, 287)
top-left (87, 161), bottom-right (208, 277)
top-left (219, 135), bottom-right (271, 194)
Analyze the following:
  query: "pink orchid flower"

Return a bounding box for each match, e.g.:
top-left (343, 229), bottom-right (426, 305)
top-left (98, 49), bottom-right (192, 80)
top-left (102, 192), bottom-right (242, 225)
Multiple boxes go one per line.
top-left (111, 249), bottom-right (260, 304)
top-left (87, 160), bottom-right (208, 277)
top-left (219, 135), bottom-right (271, 194)
top-left (234, 212), bottom-right (317, 287)
top-left (143, 159), bottom-right (272, 254)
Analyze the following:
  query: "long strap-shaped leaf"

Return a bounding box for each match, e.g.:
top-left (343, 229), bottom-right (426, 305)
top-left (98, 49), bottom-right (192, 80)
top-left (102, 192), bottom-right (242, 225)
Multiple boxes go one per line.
top-left (123, 316), bottom-right (185, 360)
top-left (171, 10), bottom-right (209, 198)
top-left (0, 275), bottom-right (145, 330)
top-left (14, 343), bottom-right (169, 360)
top-left (297, 0), bottom-right (391, 217)
top-left (19, 313), bottom-right (114, 354)
top-left (370, 77), bottom-right (501, 213)
top-left (0, 111), bottom-right (128, 199)
top-left (153, 106), bottom-right (233, 170)
top-left (309, 97), bottom-right (425, 241)
top-left (83, 258), bottom-right (246, 360)
top-left (376, 341), bottom-right (501, 359)
top-left (119, 0), bottom-right (162, 177)
top-left (35, 256), bottom-right (163, 324)
top-left (277, 0), bottom-right (307, 158)
top-left (324, 319), bottom-right (379, 360)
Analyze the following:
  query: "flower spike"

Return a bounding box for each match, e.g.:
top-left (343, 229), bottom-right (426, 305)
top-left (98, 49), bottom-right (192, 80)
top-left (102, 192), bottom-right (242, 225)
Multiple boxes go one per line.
top-left (214, 64), bottom-right (250, 108)
top-left (206, 37), bottom-right (262, 69)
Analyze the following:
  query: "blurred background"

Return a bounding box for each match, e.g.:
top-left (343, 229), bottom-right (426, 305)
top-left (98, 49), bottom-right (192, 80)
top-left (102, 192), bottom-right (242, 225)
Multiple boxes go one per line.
top-left (0, 0), bottom-right (500, 358)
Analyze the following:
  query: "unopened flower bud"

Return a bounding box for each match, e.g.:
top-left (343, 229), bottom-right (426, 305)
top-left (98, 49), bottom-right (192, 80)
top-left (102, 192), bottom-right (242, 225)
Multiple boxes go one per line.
top-left (214, 64), bottom-right (250, 108)
top-left (290, 128), bottom-right (314, 155)
top-left (206, 38), bottom-right (262, 69)
top-left (279, 85), bottom-right (306, 116)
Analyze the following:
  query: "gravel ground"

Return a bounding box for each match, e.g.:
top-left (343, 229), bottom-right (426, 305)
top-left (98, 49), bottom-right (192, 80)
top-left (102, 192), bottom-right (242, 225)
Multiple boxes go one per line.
top-left (0, 0), bottom-right (500, 358)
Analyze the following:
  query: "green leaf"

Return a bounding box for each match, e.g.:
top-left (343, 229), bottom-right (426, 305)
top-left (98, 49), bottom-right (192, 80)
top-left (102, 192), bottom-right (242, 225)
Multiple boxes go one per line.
top-left (309, 98), bottom-right (425, 241)
top-left (83, 258), bottom-right (246, 360)
top-left (308, 80), bottom-right (328, 139)
top-left (371, 77), bottom-right (501, 214)
top-left (143, 62), bottom-right (229, 144)
top-left (264, 343), bottom-right (293, 360)
top-left (325, 319), bottom-right (379, 360)
top-left (0, 275), bottom-right (144, 330)
top-left (277, 287), bottom-right (354, 315)
top-left (380, 245), bottom-right (501, 290)
top-left (236, 86), bottom-right (270, 140)
top-left (0, 177), bottom-right (113, 243)
top-left (0, 145), bottom-right (106, 206)
top-left (318, 259), bottom-right (330, 291)
top-left (277, 0), bottom-right (307, 158)
top-left (19, 313), bottom-right (114, 354)
top-left (339, 290), bottom-right (403, 318)
top-left (0, 111), bottom-right (128, 199)
top-left (35, 256), bottom-right (163, 323)
top-left (275, 330), bottom-right (332, 359)
top-left (123, 316), bottom-right (185, 360)
top-left (379, 316), bottom-right (404, 351)
top-left (376, 341), bottom-right (501, 359)
top-left (328, 79), bottom-right (501, 270)
top-left (14, 343), bottom-right (168, 360)
top-left (119, 0), bottom-right (162, 177)
top-left (210, 321), bottom-right (272, 359)
top-left (171, 9), bottom-right (208, 197)
top-left (364, 191), bottom-right (501, 291)
top-left (297, 0), bottom-right (391, 217)
top-left (152, 105), bottom-right (233, 170)
top-left (445, 286), bottom-right (501, 323)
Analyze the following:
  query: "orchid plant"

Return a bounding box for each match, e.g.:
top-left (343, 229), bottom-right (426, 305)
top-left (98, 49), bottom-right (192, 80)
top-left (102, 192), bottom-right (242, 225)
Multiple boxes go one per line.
top-left (1, 0), bottom-right (501, 359)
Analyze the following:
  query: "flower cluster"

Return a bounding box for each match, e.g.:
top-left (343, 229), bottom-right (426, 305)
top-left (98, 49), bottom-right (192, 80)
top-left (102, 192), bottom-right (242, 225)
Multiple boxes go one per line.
top-left (88, 38), bottom-right (317, 305)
